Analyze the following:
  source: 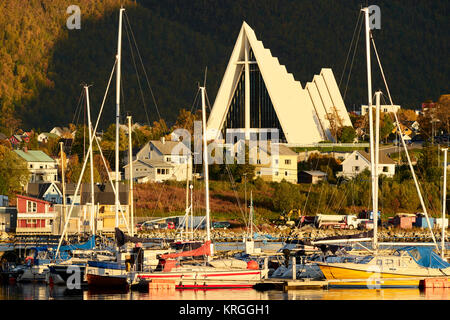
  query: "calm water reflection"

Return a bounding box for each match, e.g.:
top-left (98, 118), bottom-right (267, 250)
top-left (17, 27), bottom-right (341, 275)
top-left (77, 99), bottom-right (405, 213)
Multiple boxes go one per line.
top-left (0, 284), bottom-right (448, 300)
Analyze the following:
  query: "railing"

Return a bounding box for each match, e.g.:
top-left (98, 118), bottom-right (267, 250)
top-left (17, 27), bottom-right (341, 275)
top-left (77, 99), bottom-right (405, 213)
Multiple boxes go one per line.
top-left (281, 143), bottom-right (369, 148)
top-left (16, 227), bottom-right (53, 234)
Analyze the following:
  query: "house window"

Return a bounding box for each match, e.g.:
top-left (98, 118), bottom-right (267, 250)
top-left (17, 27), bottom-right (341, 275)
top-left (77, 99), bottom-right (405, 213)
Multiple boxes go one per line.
top-left (354, 166), bottom-right (360, 172)
top-left (285, 171), bottom-right (288, 176)
top-left (166, 157), bottom-right (171, 162)
top-left (383, 166), bottom-right (388, 172)
top-left (256, 171), bottom-right (261, 175)
top-left (157, 169), bottom-right (161, 174)
top-left (275, 159), bottom-right (278, 164)
top-left (257, 159), bottom-right (261, 164)
top-left (275, 171), bottom-right (279, 176)
top-left (40, 165), bottom-right (43, 169)
top-left (27, 201), bottom-right (37, 213)
top-left (355, 155), bottom-right (359, 160)
top-left (285, 159), bottom-right (291, 165)
top-left (29, 164), bottom-right (33, 169)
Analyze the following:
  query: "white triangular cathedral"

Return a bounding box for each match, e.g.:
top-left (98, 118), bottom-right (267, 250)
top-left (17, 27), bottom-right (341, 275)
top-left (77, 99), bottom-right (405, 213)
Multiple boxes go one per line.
top-left (206, 22), bottom-right (352, 144)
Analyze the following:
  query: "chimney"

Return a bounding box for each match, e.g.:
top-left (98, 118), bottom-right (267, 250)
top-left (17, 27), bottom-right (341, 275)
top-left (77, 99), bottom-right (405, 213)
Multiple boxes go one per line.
top-left (161, 136), bottom-right (165, 144)
top-left (23, 146), bottom-right (27, 153)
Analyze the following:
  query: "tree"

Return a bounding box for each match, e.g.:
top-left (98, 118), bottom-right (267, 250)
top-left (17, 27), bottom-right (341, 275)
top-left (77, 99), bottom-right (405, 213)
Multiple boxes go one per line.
top-left (380, 113), bottom-right (395, 142)
top-left (171, 108), bottom-right (201, 134)
top-left (398, 109), bottom-right (418, 122)
top-left (0, 145), bottom-right (30, 196)
top-left (100, 124), bottom-right (128, 151)
top-left (66, 154), bottom-right (102, 184)
top-left (325, 107), bottom-right (344, 141)
top-left (272, 181), bottom-right (303, 213)
top-left (338, 126), bottom-right (356, 143)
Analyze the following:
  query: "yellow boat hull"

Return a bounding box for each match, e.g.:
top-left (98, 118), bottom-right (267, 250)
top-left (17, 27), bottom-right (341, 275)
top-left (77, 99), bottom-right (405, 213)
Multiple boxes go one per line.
top-left (318, 263), bottom-right (449, 288)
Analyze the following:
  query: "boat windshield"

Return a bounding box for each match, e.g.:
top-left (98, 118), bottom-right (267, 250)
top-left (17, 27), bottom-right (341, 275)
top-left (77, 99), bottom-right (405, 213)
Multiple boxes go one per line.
top-left (325, 255), bottom-right (373, 264)
top-left (398, 246), bottom-right (450, 269)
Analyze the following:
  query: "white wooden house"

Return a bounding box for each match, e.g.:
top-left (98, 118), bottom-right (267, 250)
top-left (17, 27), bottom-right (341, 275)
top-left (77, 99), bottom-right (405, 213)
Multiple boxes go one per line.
top-left (338, 150), bottom-right (396, 178)
top-left (124, 137), bottom-right (191, 183)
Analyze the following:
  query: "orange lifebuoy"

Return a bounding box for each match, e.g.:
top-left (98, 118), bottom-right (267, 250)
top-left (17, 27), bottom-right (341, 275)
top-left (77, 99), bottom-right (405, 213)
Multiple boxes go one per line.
top-left (247, 260), bottom-right (259, 270)
top-left (25, 256), bottom-right (34, 265)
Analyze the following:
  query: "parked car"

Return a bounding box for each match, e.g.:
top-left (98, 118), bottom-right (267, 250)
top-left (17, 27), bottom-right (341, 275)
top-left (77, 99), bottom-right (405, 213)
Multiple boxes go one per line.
top-left (138, 221), bottom-right (157, 231)
top-left (358, 220), bottom-right (374, 230)
top-left (212, 221), bottom-right (231, 229)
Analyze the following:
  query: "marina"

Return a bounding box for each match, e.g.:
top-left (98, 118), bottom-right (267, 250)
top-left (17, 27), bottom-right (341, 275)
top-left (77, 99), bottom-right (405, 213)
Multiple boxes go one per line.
top-left (0, 1), bottom-right (448, 309)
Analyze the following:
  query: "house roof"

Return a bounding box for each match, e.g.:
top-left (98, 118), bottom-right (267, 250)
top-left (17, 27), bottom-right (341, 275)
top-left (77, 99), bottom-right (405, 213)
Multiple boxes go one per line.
top-left (302, 170), bottom-right (327, 176)
top-left (125, 159), bottom-right (174, 169)
top-left (11, 135), bottom-right (22, 142)
top-left (357, 150), bottom-right (396, 165)
top-left (150, 140), bottom-right (189, 155)
top-left (16, 194), bottom-right (52, 205)
top-left (40, 132), bottom-right (60, 139)
top-left (14, 150), bottom-right (56, 162)
top-left (27, 183), bottom-right (54, 199)
top-left (253, 142), bottom-right (298, 156)
top-left (80, 183), bottom-right (129, 205)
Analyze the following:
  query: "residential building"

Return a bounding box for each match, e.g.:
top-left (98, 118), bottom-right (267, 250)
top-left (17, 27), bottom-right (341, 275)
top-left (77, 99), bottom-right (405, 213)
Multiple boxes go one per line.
top-left (0, 195), bottom-right (16, 232)
top-left (80, 183), bottom-right (130, 234)
top-left (338, 150), bottom-right (396, 178)
top-left (27, 182), bottom-right (80, 205)
top-left (125, 137), bottom-right (192, 183)
top-left (50, 126), bottom-right (73, 138)
top-left (15, 195), bottom-right (57, 234)
top-left (249, 142), bottom-right (298, 183)
top-left (37, 132), bottom-right (60, 143)
top-left (14, 149), bottom-right (58, 183)
top-left (8, 134), bottom-right (22, 147)
top-left (361, 104), bottom-right (401, 115)
top-left (392, 122), bottom-right (413, 136)
top-left (298, 170), bottom-right (327, 184)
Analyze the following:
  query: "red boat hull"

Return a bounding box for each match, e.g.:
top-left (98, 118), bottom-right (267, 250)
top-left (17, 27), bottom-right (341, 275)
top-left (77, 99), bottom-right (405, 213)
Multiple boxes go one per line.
top-left (86, 273), bottom-right (129, 289)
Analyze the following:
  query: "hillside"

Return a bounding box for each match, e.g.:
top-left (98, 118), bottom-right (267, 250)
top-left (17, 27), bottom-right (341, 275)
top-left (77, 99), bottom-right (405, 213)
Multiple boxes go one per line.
top-left (0, 0), bottom-right (448, 133)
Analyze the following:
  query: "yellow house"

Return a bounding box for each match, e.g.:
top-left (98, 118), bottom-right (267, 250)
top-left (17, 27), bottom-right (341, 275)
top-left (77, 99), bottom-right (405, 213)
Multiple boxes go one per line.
top-left (80, 183), bottom-right (131, 234)
top-left (252, 143), bottom-right (298, 183)
top-left (392, 123), bottom-right (413, 136)
top-left (97, 204), bottom-right (129, 233)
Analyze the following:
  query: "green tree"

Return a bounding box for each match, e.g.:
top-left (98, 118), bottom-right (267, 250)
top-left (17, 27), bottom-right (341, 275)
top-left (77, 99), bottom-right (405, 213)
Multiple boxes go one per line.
top-left (272, 181), bottom-right (303, 213)
top-left (338, 126), bottom-right (356, 143)
top-left (0, 145), bottom-right (30, 196)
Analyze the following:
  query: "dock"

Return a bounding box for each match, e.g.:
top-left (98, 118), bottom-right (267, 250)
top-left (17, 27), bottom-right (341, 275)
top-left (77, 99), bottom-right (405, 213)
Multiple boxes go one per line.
top-left (254, 278), bottom-right (328, 291)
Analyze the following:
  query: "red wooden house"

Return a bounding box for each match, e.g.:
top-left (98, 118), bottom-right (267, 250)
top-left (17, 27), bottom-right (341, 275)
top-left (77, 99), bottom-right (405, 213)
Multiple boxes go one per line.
top-left (16, 195), bottom-right (56, 234)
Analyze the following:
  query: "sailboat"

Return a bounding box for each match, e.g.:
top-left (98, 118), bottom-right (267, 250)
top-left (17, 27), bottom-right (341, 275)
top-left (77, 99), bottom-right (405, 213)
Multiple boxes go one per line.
top-left (131, 86), bottom-right (268, 289)
top-left (316, 6), bottom-right (450, 288)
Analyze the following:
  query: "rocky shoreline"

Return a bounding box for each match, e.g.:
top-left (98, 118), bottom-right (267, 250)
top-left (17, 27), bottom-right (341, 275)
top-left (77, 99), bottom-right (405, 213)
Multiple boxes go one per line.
top-left (137, 224), bottom-right (448, 242)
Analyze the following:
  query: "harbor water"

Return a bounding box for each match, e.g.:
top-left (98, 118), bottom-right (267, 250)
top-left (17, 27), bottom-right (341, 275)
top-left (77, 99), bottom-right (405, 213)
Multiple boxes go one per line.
top-left (0, 283), bottom-right (448, 300)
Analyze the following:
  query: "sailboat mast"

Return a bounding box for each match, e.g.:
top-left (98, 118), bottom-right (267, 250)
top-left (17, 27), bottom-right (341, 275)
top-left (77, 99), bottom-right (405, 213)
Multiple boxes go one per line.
top-left (127, 115), bottom-right (134, 237)
top-left (374, 91), bottom-right (382, 251)
top-left (200, 87), bottom-right (211, 244)
top-left (363, 7), bottom-right (377, 252)
top-left (250, 191), bottom-right (253, 237)
top-left (59, 141), bottom-right (67, 241)
top-left (85, 85), bottom-right (96, 236)
top-left (115, 8), bottom-right (125, 228)
top-left (443, 148), bottom-right (448, 258)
